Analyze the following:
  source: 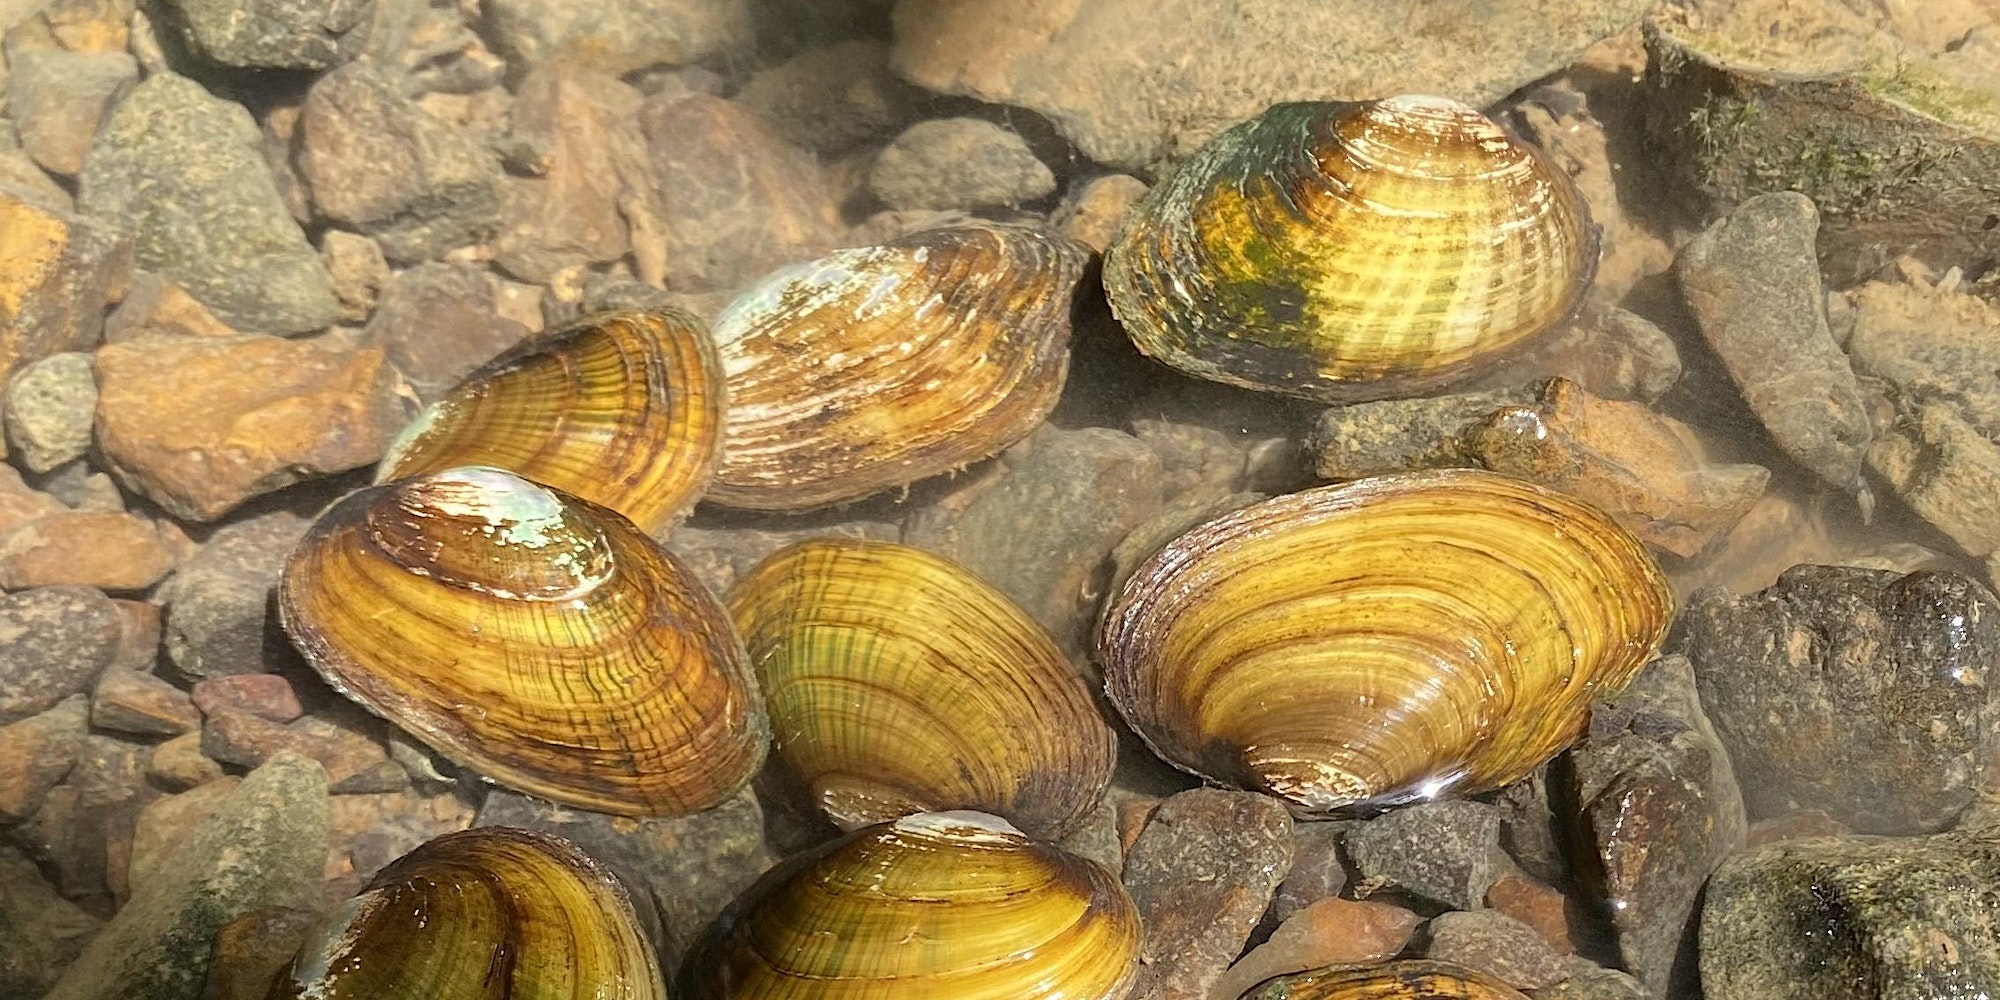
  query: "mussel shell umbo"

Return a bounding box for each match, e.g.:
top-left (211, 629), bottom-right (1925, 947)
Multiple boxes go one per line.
top-left (680, 810), bottom-right (1140, 999)
top-left (1240, 960), bottom-right (1530, 999)
top-left (1098, 469), bottom-right (1672, 815)
top-left (1103, 95), bottom-right (1598, 403)
top-left (707, 222), bottom-right (1090, 511)
top-left (266, 826), bottom-right (666, 1000)
top-left (726, 538), bottom-right (1116, 840)
top-left (377, 307), bottom-right (725, 536)
top-left (278, 466), bottom-right (768, 816)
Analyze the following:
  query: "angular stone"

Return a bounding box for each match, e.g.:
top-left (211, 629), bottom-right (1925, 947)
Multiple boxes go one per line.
top-left (1267, 818), bottom-right (1350, 926)
top-left (201, 706), bottom-right (406, 794)
top-left (202, 907), bottom-right (317, 1000)
top-left (889, 0), bottom-right (1657, 171)
top-left (1675, 191), bottom-right (1871, 489)
top-left (320, 229), bottom-right (388, 324)
top-left (493, 67), bottom-right (659, 284)
top-left (1514, 304), bottom-right (1682, 405)
top-left (868, 117), bottom-right (1055, 211)
top-left (60, 732), bottom-right (158, 907)
top-left (1485, 871), bottom-right (1577, 956)
top-left (146, 730), bottom-right (224, 791)
top-left (476, 785), bottom-right (777, 970)
top-left (127, 775), bottom-right (241, 893)
top-left (1490, 766), bottom-right (1568, 888)
top-left (0, 846), bottom-right (100, 999)
top-left (1529, 958), bottom-right (1648, 1000)
top-left (190, 674), bottom-right (304, 724)
top-left (1123, 378), bottom-right (1304, 498)
top-left (1572, 654), bottom-right (1746, 995)
top-left (1866, 400), bottom-right (2000, 559)
top-left (93, 334), bottom-right (411, 521)
top-left (1746, 809), bottom-right (1852, 848)
top-left (1346, 800), bottom-right (1507, 911)
top-left (0, 694), bottom-right (88, 822)
top-left (0, 510), bottom-right (178, 591)
top-left (664, 513), bottom-right (902, 596)
top-left (0, 148), bottom-right (73, 212)
top-left (157, 0), bottom-right (372, 69)
top-left (480, 0), bottom-right (751, 78)
top-left (736, 39), bottom-right (915, 152)
top-left (1847, 280), bottom-right (2000, 441)
top-left (0, 586), bottom-right (123, 723)
top-left (3, 46), bottom-right (137, 178)
top-left (296, 62), bottom-right (504, 264)
top-left (1120, 787), bottom-right (1293, 1000)
top-left (42, 751), bottom-right (329, 1000)
top-left (1310, 386), bottom-right (1535, 482)
top-left (1684, 566), bottom-right (2000, 834)
top-left (3, 351), bottom-right (97, 472)
top-left (361, 261), bottom-right (529, 403)
top-left (1424, 909), bottom-right (1569, 990)
top-left (0, 463), bottom-right (66, 534)
top-left (1213, 897), bottom-right (1421, 1000)
top-left (156, 511), bottom-right (311, 678)
top-left (0, 184), bottom-right (128, 384)
top-left (91, 668), bottom-right (199, 737)
top-left (1053, 172), bottom-right (1148, 254)
top-left (639, 93), bottom-right (842, 294)
top-left (1054, 796), bottom-right (1123, 875)
top-left (1701, 830), bottom-right (2000, 1000)
top-left (102, 272), bottom-right (241, 343)
top-left (77, 73), bottom-right (338, 334)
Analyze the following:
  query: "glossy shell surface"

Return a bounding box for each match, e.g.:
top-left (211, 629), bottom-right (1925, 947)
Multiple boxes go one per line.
top-left (708, 222), bottom-right (1089, 511)
top-left (1103, 95), bottom-right (1597, 403)
top-left (1241, 960), bottom-right (1530, 999)
top-left (726, 538), bottom-right (1115, 839)
top-left (266, 827), bottom-right (666, 1000)
top-left (682, 811), bottom-right (1141, 1000)
top-left (1098, 469), bottom-right (1672, 815)
top-left (278, 466), bottom-right (768, 816)
top-left (377, 307), bottom-right (724, 536)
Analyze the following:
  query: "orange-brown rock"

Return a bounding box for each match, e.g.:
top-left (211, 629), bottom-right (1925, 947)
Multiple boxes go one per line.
top-left (0, 510), bottom-right (178, 591)
top-left (492, 67), bottom-right (660, 285)
top-left (0, 466), bottom-right (66, 531)
top-left (101, 273), bottom-right (241, 342)
top-left (146, 731), bottom-right (224, 792)
top-left (1486, 870), bottom-right (1578, 955)
top-left (0, 185), bottom-right (130, 384)
top-left (203, 907), bottom-right (319, 1000)
top-left (1208, 897), bottom-right (1422, 1000)
top-left (93, 334), bottom-right (412, 521)
top-left (90, 668), bottom-right (199, 738)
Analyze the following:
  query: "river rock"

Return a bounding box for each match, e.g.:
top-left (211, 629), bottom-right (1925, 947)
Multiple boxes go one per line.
top-left (3, 45), bottom-right (137, 179)
top-left (1423, 909), bottom-right (1569, 990)
top-left (1681, 565), bottom-right (2000, 834)
top-left (736, 39), bottom-right (916, 152)
top-left (201, 906), bottom-right (317, 1000)
top-left (201, 706), bottom-right (405, 794)
top-left (0, 586), bottom-right (123, 723)
top-left (1346, 800), bottom-right (1506, 911)
top-left (0, 510), bottom-right (178, 591)
top-left (1530, 958), bottom-right (1649, 1000)
top-left (362, 262), bottom-right (529, 403)
top-left (319, 230), bottom-right (387, 324)
top-left (147, 731), bottom-right (223, 791)
top-left (1213, 897), bottom-right (1421, 1000)
top-left (0, 184), bottom-right (128, 384)
top-left (1310, 386), bottom-right (1535, 481)
top-left (3, 351), bottom-right (97, 472)
top-left (1053, 173), bottom-right (1149, 254)
top-left (296, 62), bottom-right (504, 264)
top-left (480, 0), bottom-right (751, 78)
top-left (190, 674), bottom-right (304, 724)
top-left (41, 751), bottom-right (329, 1000)
top-left (1701, 829), bottom-right (2000, 1000)
top-left (91, 668), bottom-right (199, 738)
top-left (1571, 654), bottom-right (1746, 995)
top-left (867, 117), bottom-right (1055, 211)
top-left (1513, 303), bottom-right (1683, 405)
top-left (665, 512), bottom-right (901, 595)
top-left (78, 74), bottom-right (339, 335)
top-left (1867, 401), bottom-right (2000, 559)
top-left (1121, 787), bottom-right (1294, 1000)
top-left (493, 66), bottom-right (661, 285)
top-left (157, 511), bottom-right (310, 680)
top-left (93, 334), bottom-right (411, 522)
top-left (1485, 871), bottom-right (1576, 955)
top-left (1676, 191), bottom-right (1871, 489)
top-left (102, 272), bottom-right (241, 343)
top-left (126, 776), bottom-right (242, 893)
top-left (0, 846), bottom-right (99, 999)
top-left (323, 784), bottom-right (478, 895)
top-left (1266, 815), bottom-right (1350, 925)
top-left (156, 0), bottom-right (372, 69)
top-left (0, 694), bottom-right (88, 822)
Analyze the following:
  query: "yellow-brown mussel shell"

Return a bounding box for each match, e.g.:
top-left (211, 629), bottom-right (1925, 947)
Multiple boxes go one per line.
top-left (1098, 469), bottom-right (1671, 816)
top-left (707, 222), bottom-right (1090, 511)
top-left (278, 465), bottom-right (768, 816)
top-left (726, 538), bottom-right (1115, 840)
top-left (266, 826), bottom-right (666, 1000)
top-left (377, 306), bottom-right (724, 535)
top-left (680, 810), bottom-right (1140, 1000)
top-left (1240, 960), bottom-right (1529, 999)
top-left (1103, 95), bottom-right (1597, 403)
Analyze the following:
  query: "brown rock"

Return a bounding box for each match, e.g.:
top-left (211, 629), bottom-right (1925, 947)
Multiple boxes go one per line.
top-left (127, 776), bottom-right (241, 893)
top-left (92, 333), bottom-right (413, 521)
top-left (4, 28), bottom-right (137, 179)
top-left (0, 694), bottom-right (88, 822)
top-left (0, 844), bottom-right (101, 998)
top-left (493, 67), bottom-right (659, 284)
top-left (33, 732), bottom-right (157, 910)
top-left (1309, 386), bottom-right (1535, 482)
top-left (639, 93), bottom-right (843, 295)
top-left (201, 706), bottom-right (406, 794)
top-left (203, 907), bottom-right (319, 1000)
top-left (736, 39), bottom-right (915, 153)
top-left (320, 230), bottom-right (389, 324)
top-left (1424, 909), bottom-right (1570, 990)
top-left (1510, 303), bottom-right (1683, 404)
top-left (156, 510), bottom-right (312, 679)
top-left (0, 586), bottom-right (125, 724)
top-left (1210, 897), bottom-right (1421, 1000)
top-left (190, 674), bottom-right (305, 724)
top-left (101, 271), bottom-right (240, 342)
top-left (1867, 401), bottom-right (2000, 559)
top-left (1268, 821), bottom-right (1350, 926)
top-left (0, 183), bottom-right (130, 384)
top-left (1486, 871), bottom-right (1578, 955)
top-left (1506, 84), bottom-right (1673, 303)
top-left (361, 262), bottom-right (529, 403)
top-left (1116, 795), bottom-right (1161, 857)
top-left (664, 513), bottom-right (902, 595)
top-left (1121, 788), bottom-right (1294, 1000)
top-left (108, 598), bottom-right (161, 673)
top-left (145, 730), bottom-right (224, 792)
top-left (0, 464), bottom-right (66, 532)
top-left (1053, 173), bottom-right (1148, 254)
top-left (0, 510), bottom-right (178, 591)
top-left (1468, 378), bottom-right (1771, 557)
top-left (90, 668), bottom-right (198, 737)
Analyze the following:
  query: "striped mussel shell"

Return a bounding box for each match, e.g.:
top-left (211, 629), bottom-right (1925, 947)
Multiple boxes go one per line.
top-left (1240, 960), bottom-right (1531, 999)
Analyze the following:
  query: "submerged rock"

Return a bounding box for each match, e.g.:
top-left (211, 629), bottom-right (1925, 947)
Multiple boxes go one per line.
top-left (867, 117), bottom-right (1055, 211)
top-left (1345, 800), bottom-right (1506, 911)
top-left (1121, 787), bottom-right (1293, 1000)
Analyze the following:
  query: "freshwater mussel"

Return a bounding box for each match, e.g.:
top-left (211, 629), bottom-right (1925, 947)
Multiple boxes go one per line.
top-left (727, 538), bottom-right (1116, 839)
top-left (1242, 960), bottom-right (1531, 999)
top-left (1104, 95), bottom-right (1597, 403)
top-left (681, 810), bottom-right (1141, 999)
top-left (708, 221), bottom-right (1091, 511)
top-left (266, 826), bottom-right (666, 1000)
top-left (1098, 468), bottom-right (1672, 815)
top-left (278, 465), bottom-right (768, 817)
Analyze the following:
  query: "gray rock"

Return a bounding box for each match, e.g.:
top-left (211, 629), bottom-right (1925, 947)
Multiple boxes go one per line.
top-left (0, 146), bottom-right (74, 211)
top-left (1053, 172), bottom-right (1149, 254)
top-left (3, 351), bottom-right (97, 472)
top-left (0, 586), bottom-right (123, 723)
top-left (1120, 787), bottom-right (1293, 1000)
top-left (0, 694), bottom-right (88, 823)
top-left (1490, 767), bottom-right (1567, 888)
top-left (476, 786), bottom-right (776, 971)
top-left (1125, 378), bottom-right (1305, 498)
top-left (1868, 398), bottom-right (2000, 562)
top-left (1054, 797), bottom-right (1123, 875)
top-left (889, 0), bottom-right (1657, 171)
top-left (77, 74), bottom-right (339, 334)
top-left (296, 62), bottom-right (504, 264)
top-left (1675, 191), bottom-right (1871, 489)
top-left (1345, 800), bottom-right (1506, 911)
top-left (492, 67), bottom-right (657, 284)
top-left (1423, 909), bottom-right (1568, 990)
top-left (867, 117), bottom-right (1055, 211)
top-left (1847, 281), bottom-right (2000, 443)
top-left (361, 262), bottom-right (528, 403)
top-left (1682, 566), bottom-right (2000, 834)
top-left (1701, 830), bottom-right (2000, 1000)
top-left (1309, 386), bottom-right (1536, 481)
top-left (3, 47), bottom-right (137, 178)
top-left (157, 511), bottom-right (311, 680)
top-left (1571, 654), bottom-right (1746, 996)
top-left (158, 0), bottom-right (372, 70)
top-left (737, 39), bottom-right (915, 152)
top-left (0, 846), bottom-right (99, 999)
top-left (42, 751), bottom-right (329, 1000)
top-left (320, 229), bottom-right (388, 324)
top-left (1268, 819), bottom-right (1350, 925)
top-left (1529, 957), bottom-right (1650, 1000)
top-left (480, 0), bottom-right (751, 78)
top-left (1516, 304), bottom-right (1683, 405)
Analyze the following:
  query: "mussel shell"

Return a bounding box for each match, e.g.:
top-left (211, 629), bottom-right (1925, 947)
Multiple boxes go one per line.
top-left (377, 307), bottom-right (724, 536)
top-left (1098, 469), bottom-right (1671, 815)
top-left (726, 538), bottom-right (1115, 839)
top-left (680, 811), bottom-right (1140, 999)
top-left (1240, 960), bottom-right (1529, 999)
top-left (1103, 96), bottom-right (1598, 403)
top-left (707, 222), bottom-right (1089, 511)
top-left (278, 466), bottom-right (768, 816)
top-left (267, 826), bottom-right (666, 1000)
